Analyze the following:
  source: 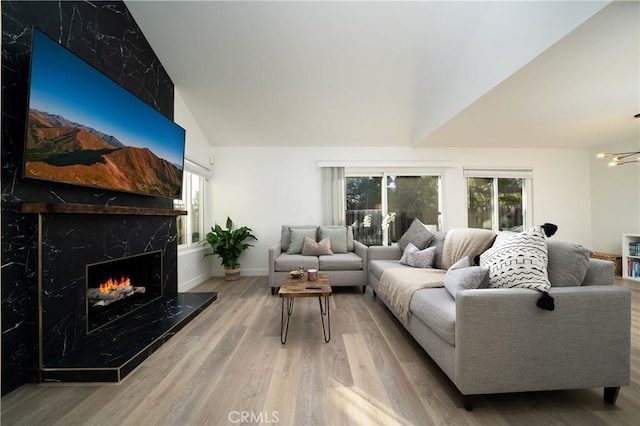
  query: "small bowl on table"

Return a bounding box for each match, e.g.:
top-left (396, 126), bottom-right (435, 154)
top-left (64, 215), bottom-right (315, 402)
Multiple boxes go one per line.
top-left (290, 270), bottom-right (304, 279)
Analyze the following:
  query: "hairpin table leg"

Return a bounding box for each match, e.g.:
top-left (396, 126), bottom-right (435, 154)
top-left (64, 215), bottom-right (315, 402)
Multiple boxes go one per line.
top-left (281, 297), bottom-right (294, 344)
top-left (318, 295), bottom-right (330, 343)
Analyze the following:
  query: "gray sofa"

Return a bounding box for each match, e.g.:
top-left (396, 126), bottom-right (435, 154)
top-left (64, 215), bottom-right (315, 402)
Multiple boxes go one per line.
top-left (368, 231), bottom-right (631, 410)
top-left (269, 225), bottom-right (368, 295)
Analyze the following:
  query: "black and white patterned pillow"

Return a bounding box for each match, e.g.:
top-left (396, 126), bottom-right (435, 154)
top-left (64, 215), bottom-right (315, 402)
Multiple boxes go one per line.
top-left (479, 226), bottom-right (550, 292)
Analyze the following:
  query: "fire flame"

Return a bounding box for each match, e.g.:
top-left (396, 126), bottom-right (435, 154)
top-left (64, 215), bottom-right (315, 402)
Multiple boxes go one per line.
top-left (99, 276), bottom-right (131, 293)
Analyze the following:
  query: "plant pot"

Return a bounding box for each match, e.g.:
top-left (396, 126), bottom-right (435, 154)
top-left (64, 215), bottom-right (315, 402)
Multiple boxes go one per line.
top-left (224, 265), bottom-right (241, 281)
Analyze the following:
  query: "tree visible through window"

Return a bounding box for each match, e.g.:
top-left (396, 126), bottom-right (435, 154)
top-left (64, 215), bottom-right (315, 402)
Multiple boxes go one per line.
top-left (346, 174), bottom-right (441, 245)
top-left (467, 177), bottom-right (524, 231)
top-left (346, 176), bottom-right (382, 245)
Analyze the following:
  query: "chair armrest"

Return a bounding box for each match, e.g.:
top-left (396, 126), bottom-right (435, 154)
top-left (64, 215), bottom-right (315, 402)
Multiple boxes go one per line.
top-left (368, 245), bottom-right (402, 262)
top-left (454, 286), bottom-right (631, 395)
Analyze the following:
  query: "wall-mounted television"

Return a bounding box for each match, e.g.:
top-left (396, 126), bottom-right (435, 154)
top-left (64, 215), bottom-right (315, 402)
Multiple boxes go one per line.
top-left (23, 28), bottom-right (185, 199)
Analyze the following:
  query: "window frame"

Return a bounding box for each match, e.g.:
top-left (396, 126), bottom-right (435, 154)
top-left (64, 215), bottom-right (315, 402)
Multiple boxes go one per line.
top-left (346, 168), bottom-right (444, 245)
top-left (464, 168), bottom-right (533, 232)
top-left (175, 166), bottom-right (210, 251)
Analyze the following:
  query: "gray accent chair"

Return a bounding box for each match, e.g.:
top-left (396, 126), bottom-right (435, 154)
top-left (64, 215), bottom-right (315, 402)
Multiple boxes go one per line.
top-left (368, 233), bottom-right (631, 411)
top-left (269, 225), bottom-right (368, 295)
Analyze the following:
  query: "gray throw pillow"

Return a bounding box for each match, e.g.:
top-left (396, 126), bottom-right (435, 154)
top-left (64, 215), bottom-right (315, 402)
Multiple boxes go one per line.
top-left (547, 240), bottom-right (592, 287)
top-left (449, 256), bottom-right (471, 270)
top-left (301, 236), bottom-right (333, 256)
top-left (444, 265), bottom-right (490, 299)
top-left (399, 243), bottom-right (436, 268)
top-left (287, 228), bottom-right (319, 254)
top-left (428, 231), bottom-right (448, 270)
top-left (397, 218), bottom-right (435, 252)
top-left (320, 225), bottom-right (354, 251)
top-left (281, 225), bottom-right (317, 251)
top-left (319, 226), bottom-right (348, 253)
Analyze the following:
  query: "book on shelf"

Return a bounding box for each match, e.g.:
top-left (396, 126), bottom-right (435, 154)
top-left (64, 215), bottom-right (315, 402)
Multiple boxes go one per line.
top-left (628, 258), bottom-right (640, 278)
top-left (629, 241), bottom-right (640, 257)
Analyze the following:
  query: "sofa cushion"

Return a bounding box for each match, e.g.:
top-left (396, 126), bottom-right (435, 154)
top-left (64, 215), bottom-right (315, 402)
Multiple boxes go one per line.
top-left (547, 240), bottom-right (592, 287)
top-left (399, 243), bottom-right (436, 268)
top-left (480, 226), bottom-right (551, 292)
top-left (410, 288), bottom-right (456, 346)
top-left (274, 253), bottom-right (319, 272)
top-left (287, 228), bottom-right (319, 254)
top-left (319, 226), bottom-right (348, 254)
top-left (302, 236), bottom-right (333, 256)
top-left (444, 265), bottom-right (490, 299)
top-left (369, 259), bottom-right (409, 280)
top-left (397, 218), bottom-right (435, 251)
top-left (281, 225), bottom-right (317, 252)
top-left (320, 225), bottom-right (354, 252)
top-left (319, 252), bottom-right (363, 271)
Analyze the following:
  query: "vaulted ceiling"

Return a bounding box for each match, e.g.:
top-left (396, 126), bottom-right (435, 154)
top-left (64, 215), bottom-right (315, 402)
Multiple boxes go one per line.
top-left (125, 1), bottom-right (639, 149)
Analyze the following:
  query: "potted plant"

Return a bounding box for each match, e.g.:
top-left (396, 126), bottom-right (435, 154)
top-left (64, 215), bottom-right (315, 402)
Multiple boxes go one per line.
top-left (204, 217), bottom-right (257, 281)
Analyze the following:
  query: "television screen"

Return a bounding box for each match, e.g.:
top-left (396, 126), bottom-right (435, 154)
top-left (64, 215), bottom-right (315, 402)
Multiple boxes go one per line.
top-left (23, 29), bottom-right (185, 199)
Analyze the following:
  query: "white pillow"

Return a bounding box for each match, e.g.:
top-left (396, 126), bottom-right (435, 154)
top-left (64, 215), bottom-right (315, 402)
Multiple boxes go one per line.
top-left (479, 226), bottom-right (550, 292)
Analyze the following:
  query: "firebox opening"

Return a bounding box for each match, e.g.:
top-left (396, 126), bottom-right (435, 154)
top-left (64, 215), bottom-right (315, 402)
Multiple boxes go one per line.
top-left (86, 251), bottom-right (163, 333)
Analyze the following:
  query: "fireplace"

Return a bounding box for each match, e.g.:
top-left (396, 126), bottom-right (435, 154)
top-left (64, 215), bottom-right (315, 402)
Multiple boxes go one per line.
top-left (86, 251), bottom-right (163, 333)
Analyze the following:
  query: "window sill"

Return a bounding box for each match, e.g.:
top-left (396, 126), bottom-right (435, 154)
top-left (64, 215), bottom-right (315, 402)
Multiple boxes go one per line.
top-left (178, 244), bottom-right (209, 256)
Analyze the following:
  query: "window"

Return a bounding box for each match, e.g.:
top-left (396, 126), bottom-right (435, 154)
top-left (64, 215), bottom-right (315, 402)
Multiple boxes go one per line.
top-left (346, 176), bottom-right (382, 245)
top-left (174, 170), bottom-right (207, 247)
top-left (465, 169), bottom-right (532, 232)
top-left (346, 172), bottom-right (441, 245)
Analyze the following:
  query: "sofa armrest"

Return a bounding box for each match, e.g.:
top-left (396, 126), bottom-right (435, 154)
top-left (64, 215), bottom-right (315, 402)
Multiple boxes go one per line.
top-left (368, 245), bottom-right (402, 262)
top-left (268, 243), bottom-right (282, 286)
top-left (454, 286), bottom-right (631, 395)
top-left (581, 258), bottom-right (614, 286)
top-left (354, 240), bottom-right (369, 278)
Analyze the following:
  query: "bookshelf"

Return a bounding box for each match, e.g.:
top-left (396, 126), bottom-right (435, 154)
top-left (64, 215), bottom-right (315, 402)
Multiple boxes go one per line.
top-left (622, 233), bottom-right (640, 281)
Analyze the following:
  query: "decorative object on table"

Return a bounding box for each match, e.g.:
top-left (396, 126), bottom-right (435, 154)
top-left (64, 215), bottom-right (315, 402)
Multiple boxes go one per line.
top-left (204, 217), bottom-right (257, 281)
top-left (307, 268), bottom-right (318, 281)
top-left (290, 266), bottom-right (305, 279)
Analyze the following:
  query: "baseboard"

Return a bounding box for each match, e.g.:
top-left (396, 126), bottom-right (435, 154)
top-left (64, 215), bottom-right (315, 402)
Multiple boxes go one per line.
top-left (210, 267), bottom-right (268, 277)
top-left (178, 271), bottom-right (213, 292)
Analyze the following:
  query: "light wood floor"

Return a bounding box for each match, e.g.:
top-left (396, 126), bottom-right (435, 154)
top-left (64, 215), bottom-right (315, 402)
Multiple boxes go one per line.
top-left (1, 276), bottom-right (638, 425)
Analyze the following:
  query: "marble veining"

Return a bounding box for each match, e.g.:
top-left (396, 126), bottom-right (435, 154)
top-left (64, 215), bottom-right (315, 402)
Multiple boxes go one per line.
top-left (2, 1), bottom-right (178, 395)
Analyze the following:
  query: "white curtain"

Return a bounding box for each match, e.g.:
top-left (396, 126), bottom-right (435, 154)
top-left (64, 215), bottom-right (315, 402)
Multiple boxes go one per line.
top-left (321, 167), bottom-right (345, 225)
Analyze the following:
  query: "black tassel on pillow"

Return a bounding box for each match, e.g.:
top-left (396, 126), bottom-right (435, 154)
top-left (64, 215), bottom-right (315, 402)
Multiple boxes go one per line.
top-left (541, 223), bottom-right (558, 238)
top-left (537, 291), bottom-right (555, 311)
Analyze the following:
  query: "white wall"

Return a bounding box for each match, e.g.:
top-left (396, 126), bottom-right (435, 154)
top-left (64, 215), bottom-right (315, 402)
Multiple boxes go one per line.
top-left (174, 89), bottom-right (215, 290)
top-left (590, 140), bottom-right (640, 255)
top-left (210, 146), bottom-right (593, 276)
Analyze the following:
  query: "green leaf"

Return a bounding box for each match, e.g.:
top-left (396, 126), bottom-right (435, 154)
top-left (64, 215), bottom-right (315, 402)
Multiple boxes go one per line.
top-left (203, 217), bottom-right (257, 271)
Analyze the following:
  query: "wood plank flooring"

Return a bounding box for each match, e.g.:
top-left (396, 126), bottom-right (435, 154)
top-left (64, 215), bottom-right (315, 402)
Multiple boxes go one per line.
top-left (1, 276), bottom-right (638, 425)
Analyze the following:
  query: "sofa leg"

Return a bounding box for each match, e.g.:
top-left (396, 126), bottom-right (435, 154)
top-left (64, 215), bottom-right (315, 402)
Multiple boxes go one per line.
top-left (362, 286), bottom-right (366, 294)
top-left (271, 287), bottom-right (278, 296)
top-left (462, 395), bottom-right (474, 411)
top-left (372, 290), bottom-right (377, 298)
top-left (604, 387), bottom-right (620, 405)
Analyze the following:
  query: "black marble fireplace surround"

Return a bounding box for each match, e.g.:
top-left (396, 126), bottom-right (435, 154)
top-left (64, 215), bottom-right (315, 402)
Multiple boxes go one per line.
top-left (1, 1), bottom-right (216, 394)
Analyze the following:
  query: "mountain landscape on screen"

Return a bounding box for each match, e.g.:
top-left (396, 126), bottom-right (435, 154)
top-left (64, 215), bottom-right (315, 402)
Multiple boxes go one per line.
top-left (24, 109), bottom-right (182, 198)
